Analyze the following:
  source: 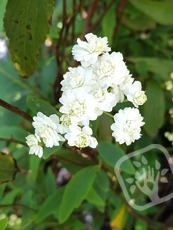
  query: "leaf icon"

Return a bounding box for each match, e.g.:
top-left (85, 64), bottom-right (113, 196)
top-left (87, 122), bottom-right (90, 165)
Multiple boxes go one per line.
top-left (141, 156), bottom-right (148, 165)
top-left (133, 161), bottom-right (141, 168)
top-left (135, 171), bottom-right (141, 180)
top-left (126, 178), bottom-right (134, 184)
top-left (130, 185), bottom-right (136, 194)
top-left (160, 177), bottom-right (168, 183)
top-left (161, 168), bottom-right (169, 176)
top-left (155, 160), bottom-right (161, 170)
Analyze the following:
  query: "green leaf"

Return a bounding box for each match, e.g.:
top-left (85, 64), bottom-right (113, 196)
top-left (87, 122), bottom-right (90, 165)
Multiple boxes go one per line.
top-left (97, 142), bottom-right (135, 175)
top-left (86, 169), bottom-right (110, 209)
top-left (0, 126), bottom-right (28, 143)
top-left (98, 114), bottom-right (113, 141)
top-left (55, 148), bottom-right (93, 174)
top-left (26, 95), bottom-right (58, 116)
top-left (58, 166), bottom-right (98, 223)
top-left (122, 6), bottom-right (156, 31)
top-left (130, 0), bottom-right (173, 25)
top-left (86, 187), bottom-right (105, 208)
top-left (4, 0), bottom-right (54, 76)
top-left (102, 4), bottom-right (116, 45)
top-left (143, 81), bottom-right (165, 137)
top-left (95, 169), bottom-right (110, 193)
top-left (56, 148), bottom-right (93, 167)
top-left (0, 0), bottom-right (7, 33)
top-left (135, 219), bottom-right (147, 230)
top-left (1, 187), bottom-right (22, 205)
top-left (36, 187), bottom-right (65, 223)
top-left (0, 217), bottom-right (8, 230)
top-left (128, 57), bottom-right (173, 80)
top-left (0, 153), bottom-right (19, 184)
top-left (27, 155), bottom-right (41, 182)
top-left (43, 143), bottom-right (64, 159)
top-left (44, 168), bottom-right (57, 195)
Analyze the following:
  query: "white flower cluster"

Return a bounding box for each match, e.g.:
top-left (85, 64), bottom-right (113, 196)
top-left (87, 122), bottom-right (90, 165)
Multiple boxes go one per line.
top-left (26, 33), bottom-right (147, 157)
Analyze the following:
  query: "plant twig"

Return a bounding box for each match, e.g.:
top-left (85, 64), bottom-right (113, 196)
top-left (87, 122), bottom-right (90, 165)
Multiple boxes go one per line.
top-left (0, 203), bottom-right (36, 211)
top-left (53, 0), bottom-right (85, 101)
top-left (0, 98), bottom-right (32, 122)
top-left (90, 0), bottom-right (115, 32)
top-left (0, 137), bottom-right (27, 146)
top-left (113, 0), bottom-right (128, 39)
top-left (81, 0), bottom-right (99, 38)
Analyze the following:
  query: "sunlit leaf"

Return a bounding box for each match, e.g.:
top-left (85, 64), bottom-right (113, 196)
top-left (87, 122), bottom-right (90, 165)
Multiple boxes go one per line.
top-left (110, 204), bottom-right (127, 230)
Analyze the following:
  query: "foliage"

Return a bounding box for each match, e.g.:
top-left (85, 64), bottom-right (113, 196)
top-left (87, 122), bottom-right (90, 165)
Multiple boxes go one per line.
top-left (0, 0), bottom-right (173, 229)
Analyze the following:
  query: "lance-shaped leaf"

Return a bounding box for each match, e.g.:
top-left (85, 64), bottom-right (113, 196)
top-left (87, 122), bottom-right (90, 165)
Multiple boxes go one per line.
top-left (4, 0), bottom-right (54, 77)
top-left (58, 166), bottom-right (98, 223)
top-left (0, 152), bottom-right (19, 184)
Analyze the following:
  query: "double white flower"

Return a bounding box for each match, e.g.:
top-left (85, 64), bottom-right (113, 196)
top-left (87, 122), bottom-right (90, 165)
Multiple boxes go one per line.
top-left (26, 134), bottom-right (43, 158)
top-left (72, 33), bottom-right (111, 67)
top-left (65, 125), bottom-right (98, 149)
top-left (26, 112), bottom-right (64, 158)
top-left (111, 108), bottom-right (145, 145)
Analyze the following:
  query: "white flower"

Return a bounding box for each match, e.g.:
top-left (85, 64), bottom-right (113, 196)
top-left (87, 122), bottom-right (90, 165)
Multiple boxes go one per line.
top-left (61, 66), bottom-right (96, 92)
top-left (72, 33), bottom-right (111, 67)
top-left (93, 87), bottom-right (117, 115)
top-left (26, 134), bottom-right (43, 158)
top-left (123, 81), bottom-right (147, 107)
top-left (111, 108), bottom-right (145, 145)
top-left (59, 114), bottom-right (72, 134)
top-left (65, 125), bottom-right (98, 148)
top-left (32, 112), bottom-right (64, 148)
top-left (110, 85), bottom-right (125, 103)
top-left (93, 52), bottom-right (129, 86)
top-left (59, 90), bottom-right (98, 124)
top-left (120, 74), bottom-right (134, 92)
